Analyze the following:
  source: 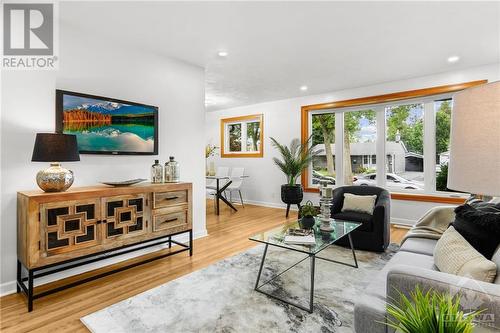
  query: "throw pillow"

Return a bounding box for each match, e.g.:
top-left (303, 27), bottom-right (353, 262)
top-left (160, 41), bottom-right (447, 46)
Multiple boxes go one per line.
top-left (452, 203), bottom-right (500, 259)
top-left (434, 226), bottom-right (497, 283)
top-left (341, 193), bottom-right (377, 215)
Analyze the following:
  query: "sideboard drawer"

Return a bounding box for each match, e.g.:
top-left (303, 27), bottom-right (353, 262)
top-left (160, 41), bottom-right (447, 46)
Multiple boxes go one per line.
top-left (153, 210), bottom-right (188, 232)
top-left (153, 190), bottom-right (187, 209)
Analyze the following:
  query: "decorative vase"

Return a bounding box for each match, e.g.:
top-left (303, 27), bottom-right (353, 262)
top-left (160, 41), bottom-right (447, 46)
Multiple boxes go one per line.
top-left (209, 161), bottom-right (216, 176)
top-left (205, 160), bottom-right (210, 176)
top-left (280, 184), bottom-right (303, 205)
top-left (300, 216), bottom-right (315, 229)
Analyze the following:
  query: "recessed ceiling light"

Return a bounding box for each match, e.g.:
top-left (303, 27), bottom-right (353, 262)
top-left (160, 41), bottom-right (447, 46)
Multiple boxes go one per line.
top-left (447, 55), bottom-right (460, 63)
top-left (300, 85), bottom-right (308, 91)
top-left (217, 51), bottom-right (228, 57)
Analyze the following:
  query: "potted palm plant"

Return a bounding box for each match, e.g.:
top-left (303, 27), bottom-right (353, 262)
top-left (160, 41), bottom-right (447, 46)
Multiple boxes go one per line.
top-left (270, 136), bottom-right (321, 217)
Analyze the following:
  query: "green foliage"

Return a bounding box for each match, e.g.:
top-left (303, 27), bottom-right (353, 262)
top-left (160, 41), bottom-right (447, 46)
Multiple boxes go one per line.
top-left (436, 163), bottom-right (449, 192)
top-left (436, 101), bottom-right (452, 155)
top-left (270, 136), bottom-right (322, 185)
top-left (247, 122), bottom-right (260, 151)
top-left (300, 200), bottom-right (317, 217)
top-left (314, 168), bottom-right (336, 177)
top-left (344, 110), bottom-right (376, 142)
top-left (312, 114), bottom-right (335, 145)
top-left (355, 166), bottom-right (376, 174)
top-left (385, 286), bottom-right (481, 333)
top-left (229, 124), bottom-right (241, 151)
top-left (386, 104), bottom-right (424, 154)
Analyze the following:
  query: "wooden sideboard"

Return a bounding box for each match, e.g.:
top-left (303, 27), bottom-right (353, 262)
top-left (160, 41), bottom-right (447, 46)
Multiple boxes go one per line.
top-left (17, 182), bottom-right (193, 311)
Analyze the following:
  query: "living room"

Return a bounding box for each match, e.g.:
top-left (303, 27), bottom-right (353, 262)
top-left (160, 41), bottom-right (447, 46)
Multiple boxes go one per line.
top-left (1, 1), bottom-right (499, 332)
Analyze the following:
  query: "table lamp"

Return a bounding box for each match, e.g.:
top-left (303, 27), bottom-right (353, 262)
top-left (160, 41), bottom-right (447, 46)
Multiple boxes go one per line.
top-left (447, 81), bottom-right (500, 198)
top-left (31, 133), bottom-right (80, 192)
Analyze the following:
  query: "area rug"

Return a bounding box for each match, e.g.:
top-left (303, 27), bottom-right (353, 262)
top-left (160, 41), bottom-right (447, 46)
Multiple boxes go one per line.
top-left (81, 244), bottom-right (398, 333)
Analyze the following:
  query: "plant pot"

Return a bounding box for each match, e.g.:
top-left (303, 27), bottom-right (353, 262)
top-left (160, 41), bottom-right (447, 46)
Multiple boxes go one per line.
top-left (281, 184), bottom-right (303, 205)
top-left (300, 216), bottom-right (315, 230)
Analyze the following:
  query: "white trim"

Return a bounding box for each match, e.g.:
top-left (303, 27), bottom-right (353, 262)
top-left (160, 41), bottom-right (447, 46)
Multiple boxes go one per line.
top-left (335, 112), bottom-right (344, 185)
top-left (390, 217), bottom-right (417, 226)
top-left (0, 230), bottom-right (208, 297)
top-left (376, 105), bottom-right (386, 187)
top-left (243, 199), bottom-right (300, 211)
top-left (424, 100), bottom-right (436, 192)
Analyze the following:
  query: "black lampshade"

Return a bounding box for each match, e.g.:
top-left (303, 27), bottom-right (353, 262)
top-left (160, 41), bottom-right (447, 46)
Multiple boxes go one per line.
top-left (31, 133), bottom-right (80, 162)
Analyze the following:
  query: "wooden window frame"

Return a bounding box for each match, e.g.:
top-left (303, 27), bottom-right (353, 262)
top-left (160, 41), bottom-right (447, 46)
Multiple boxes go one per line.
top-left (220, 114), bottom-right (264, 158)
top-left (301, 80), bottom-right (487, 204)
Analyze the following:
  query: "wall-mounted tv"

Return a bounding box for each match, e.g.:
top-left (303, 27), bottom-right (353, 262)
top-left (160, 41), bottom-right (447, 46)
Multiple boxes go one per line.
top-left (56, 90), bottom-right (158, 155)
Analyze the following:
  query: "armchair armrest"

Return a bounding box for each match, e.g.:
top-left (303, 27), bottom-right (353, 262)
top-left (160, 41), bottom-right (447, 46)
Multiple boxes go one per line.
top-left (331, 187), bottom-right (345, 214)
top-left (387, 265), bottom-right (500, 329)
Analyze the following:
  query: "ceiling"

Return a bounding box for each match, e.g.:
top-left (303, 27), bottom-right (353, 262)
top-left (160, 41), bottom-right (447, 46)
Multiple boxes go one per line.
top-left (60, 1), bottom-right (500, 111)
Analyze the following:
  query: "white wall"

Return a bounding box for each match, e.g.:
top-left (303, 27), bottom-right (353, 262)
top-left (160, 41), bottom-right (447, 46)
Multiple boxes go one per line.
top-left (206, 63), bottom-right (500, 223)
top-left (0, 20), bottom-right (206, 295)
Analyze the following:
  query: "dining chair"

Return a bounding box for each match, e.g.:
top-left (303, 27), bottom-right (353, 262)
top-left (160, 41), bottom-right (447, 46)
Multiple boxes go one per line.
top-left (224, 167), bottom-right (245, 207)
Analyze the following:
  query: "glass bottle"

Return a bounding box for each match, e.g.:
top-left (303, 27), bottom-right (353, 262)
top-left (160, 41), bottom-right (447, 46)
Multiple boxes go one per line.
top-left (151, 160), bottom-right (163, 183)
top-left (165, 156), bottom-right (180, 182)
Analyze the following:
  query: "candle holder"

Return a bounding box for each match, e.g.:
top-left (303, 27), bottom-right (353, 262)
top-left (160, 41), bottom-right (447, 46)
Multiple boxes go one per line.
top-left (318, 181), bottom-right (334, 232)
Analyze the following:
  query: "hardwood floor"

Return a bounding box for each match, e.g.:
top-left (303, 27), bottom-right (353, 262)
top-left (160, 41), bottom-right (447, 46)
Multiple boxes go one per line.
top-left (0, 202), bottom-right (408, 332)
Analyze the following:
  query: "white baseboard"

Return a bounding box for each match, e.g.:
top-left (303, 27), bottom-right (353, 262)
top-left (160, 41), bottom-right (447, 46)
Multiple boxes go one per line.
top-left (0, 229), bottom-right (208, 297)
top-left (244, 199), bottom-right (299, 211)
top-left (0, 281), bottom-right (17, 297)
top-left (390, 217), bottom-right (416, 226)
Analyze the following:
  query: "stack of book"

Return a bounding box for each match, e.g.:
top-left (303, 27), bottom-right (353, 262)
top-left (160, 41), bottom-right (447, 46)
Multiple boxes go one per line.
top-left (284, 228), bottom-right (316, 245)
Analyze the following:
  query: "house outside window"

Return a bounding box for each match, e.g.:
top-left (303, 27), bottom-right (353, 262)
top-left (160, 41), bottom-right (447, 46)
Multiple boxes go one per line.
top-left (221, 114), bottom-right (264, 158)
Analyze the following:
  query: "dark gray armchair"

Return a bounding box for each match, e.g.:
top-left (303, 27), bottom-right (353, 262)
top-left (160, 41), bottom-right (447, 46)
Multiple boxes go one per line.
top-left (330, 186), bottom-right (390, 252)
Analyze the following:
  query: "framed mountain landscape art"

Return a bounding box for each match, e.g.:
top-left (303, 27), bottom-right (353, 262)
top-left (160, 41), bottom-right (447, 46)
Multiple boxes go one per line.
top-left (56, 90), bottom-right (158, 155)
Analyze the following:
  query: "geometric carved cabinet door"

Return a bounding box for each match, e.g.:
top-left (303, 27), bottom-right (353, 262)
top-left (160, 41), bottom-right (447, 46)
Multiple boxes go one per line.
top-left (101, 194), bottom-right (148, 243)
top-left (40, 199), bottom-right (101, 257)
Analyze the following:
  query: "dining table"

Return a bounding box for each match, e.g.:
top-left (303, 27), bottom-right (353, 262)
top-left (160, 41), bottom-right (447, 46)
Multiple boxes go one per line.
top-left (206, 175), bottom-right (237, 215)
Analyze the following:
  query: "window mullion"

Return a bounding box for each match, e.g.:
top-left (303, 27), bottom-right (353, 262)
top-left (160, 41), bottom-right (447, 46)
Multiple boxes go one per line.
top-left (376, 106), bottom-right (386, 188)
top-left (241, 122), bottom-right (248, 152)
top-left (424, 101), bottom-right (436, 192)
top-left (335, 112), bottom-right (344, 186)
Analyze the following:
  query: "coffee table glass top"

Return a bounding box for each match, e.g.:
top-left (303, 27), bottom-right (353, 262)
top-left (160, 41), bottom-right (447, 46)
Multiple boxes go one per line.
top-left (249, 218), bottom-right (362, 255)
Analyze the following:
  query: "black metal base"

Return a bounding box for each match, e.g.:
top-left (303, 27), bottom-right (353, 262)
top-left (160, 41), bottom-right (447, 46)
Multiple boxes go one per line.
top-left (17, 229), bottom-right (193, 312)
top-left (254, 233), bottom-right (357, 313)
top-left (215, 178), bottom-right (237, 215)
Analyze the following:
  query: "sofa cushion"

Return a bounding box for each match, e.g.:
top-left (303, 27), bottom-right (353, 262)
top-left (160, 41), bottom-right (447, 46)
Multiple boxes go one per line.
top-left (363, 251), bottom-right (436, 300)
top-left (399, 238), bottom-right (437, 256)
top-left (434, 226), bottom-right (497, 283)
top-left (341, 193), bottom-right (377, 215)
top-left (332, 211), bottom-right (373, 232)
top-left (452, 203), bottom-right (500, 259)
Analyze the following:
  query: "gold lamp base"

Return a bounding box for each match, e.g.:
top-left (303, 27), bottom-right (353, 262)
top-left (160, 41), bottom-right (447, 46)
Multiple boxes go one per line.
top-left (36, 163), bottom-right (74, 192)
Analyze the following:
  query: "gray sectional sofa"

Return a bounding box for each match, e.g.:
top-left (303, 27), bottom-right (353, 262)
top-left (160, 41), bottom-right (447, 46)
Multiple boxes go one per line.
top-left (354, 208), bottom-right (500, 333)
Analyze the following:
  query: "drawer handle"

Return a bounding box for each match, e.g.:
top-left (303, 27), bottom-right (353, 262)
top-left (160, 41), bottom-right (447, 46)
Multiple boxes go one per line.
top-left (164, 196), bottom-right (179, 201)
top-left (165, 218), bottom-right (178, 223)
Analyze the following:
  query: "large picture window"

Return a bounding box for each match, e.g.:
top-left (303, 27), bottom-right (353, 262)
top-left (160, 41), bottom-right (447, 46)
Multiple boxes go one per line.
top-left (221, 114), bottom-right (264, 158)
top-left (301, 80), bottom-right (487, 203)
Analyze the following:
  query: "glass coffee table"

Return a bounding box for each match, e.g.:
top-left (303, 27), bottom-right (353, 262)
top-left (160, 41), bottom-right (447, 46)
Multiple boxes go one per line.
top-left (249, 218), bottom-right (361, 313)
